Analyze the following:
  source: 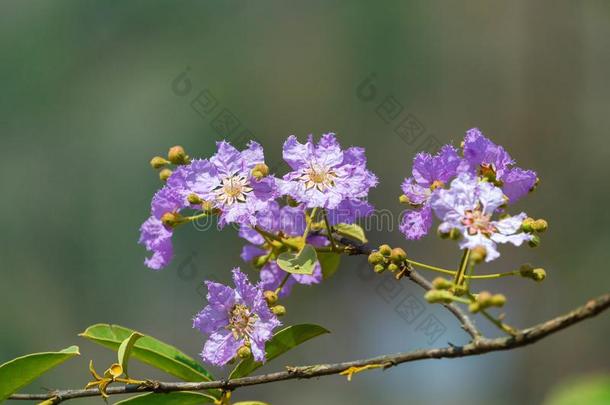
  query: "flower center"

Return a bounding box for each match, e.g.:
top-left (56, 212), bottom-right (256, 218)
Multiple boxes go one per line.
top-left (227, 304), bottom-right (258, 340)
top-left (299, 163), bottom-right (338, 192)
top-left (214, 174), bottom-right (253, 206)
top-left (462, 209), bottom-right (495, 236)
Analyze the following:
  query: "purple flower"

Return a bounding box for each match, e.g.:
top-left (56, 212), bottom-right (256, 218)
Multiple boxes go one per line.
top-left (430, 173), bottom-right (532, 262)
top-left (400, 145), bottom-right (462, 240)
top-left (193, 268), bottom-right (281, 366)
top-left (239, 201), bottom-right (323, 297)
top-left (138, 216), bottom-right (173, 270)
top-left (279, 133), bottom-right (377, 209)
top-left (461, 128), bottom-right (537, 203)
top-left (183, 141), bottom-right (278, 227)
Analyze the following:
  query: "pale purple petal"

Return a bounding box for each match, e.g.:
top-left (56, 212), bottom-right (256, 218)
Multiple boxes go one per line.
top-left (400, 207), bottom-right (433, 240)
top-left (501, 168), bottom-right (537, 203)
top-left (201, 331), bottom-right (242, 366)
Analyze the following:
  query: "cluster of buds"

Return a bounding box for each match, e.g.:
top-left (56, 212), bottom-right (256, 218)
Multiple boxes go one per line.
top-left (150, 145), bottom-right (190, 182)
top-left (468, 291), bottom-right (506, 313)
top-left (521, 217), bottom-right (548, 247)
top-left (368, 244), bottom-right (409, 277)
top-left (430, 277), bottom-right (468, 297)
top-left (518, 264), bottom-right (546, 282)
top-left (263, 290), bottom-right (286, 316)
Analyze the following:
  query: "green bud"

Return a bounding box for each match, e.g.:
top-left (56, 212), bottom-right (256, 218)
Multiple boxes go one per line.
top-left (521, 217), bottom-right (535, 233)
top-left (470, 246), bottom-right (487, 264)
top-left (251, 163), bottom-right (269, 179)
top-left (253, 255), bottom-right (269, 268)
top-left (424, 290), bottom-right (454, 304)
top-left (187, 193), bottom-right (202, 205)
top-left (373, 264), bottom-right (386, 273)
top-left (453, 285), bottom-right (468, 297)
top-left (161, 212), bottom-right (182, 227)
top-left (490, 294), bottom-right (506, 307)
top-left (150, 156), bottom-right (169, 169)
top-left (167, 145), bottom-right (189, 165)
top-left (387, 263), bottom-right (399, 272)
top-left (432, 277), bottom-right (453, 290)
top-left (528, 235), bottom-right (541, 248)
top-left (368, 252), bottom-right (385, 265)
top-left (532, 268), bottom-right (546, 282)
top-left (237, 345), bottom-right (252, 359)
top-left (271, 305), bottom-right (286, 316)
top-left (519, 263), bottom-right (534, 277)
top-left (399, 194), bottom-right (410, 205)
top-left (449, 228), bottom-right (462, 240)
top-left (159, 168), bottom-right (173, 182)
top-left (438, 229), bottom-right (450, 239)
top-left (476, 291), bottom-right (493, 306)
top-left (390, 247), bottom-right (407, 263)
top-left (468, 302), bottom-right (481, 313)
top-left (263, 290), bottom-right (278, 305)
top-left (533, 219), bottom-right (548, 233)
top-left (379, 244), bottom-right (392, 256)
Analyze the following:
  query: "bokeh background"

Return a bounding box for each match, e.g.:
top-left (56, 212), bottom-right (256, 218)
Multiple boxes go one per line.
top-left (2, 1), bottom-right (609, 404)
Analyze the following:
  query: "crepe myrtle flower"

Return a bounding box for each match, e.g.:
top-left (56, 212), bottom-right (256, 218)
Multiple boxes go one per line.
top-left (280, 133), bottom-right (377, 210)
top-left (181, 141), bottom-right (278, 227)
top-left (193, 268), bottom-right (281, 366)
top-left (461, 128), bottom-right (538, 203)
top-left (400, 145), bottom-right (462, 240)
top-left (430, 173), bottom-right (533, 262)
top-left (239, 202), bottom-right (323, 297)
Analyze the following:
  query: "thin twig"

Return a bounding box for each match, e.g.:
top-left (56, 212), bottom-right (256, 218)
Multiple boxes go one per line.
top-left (10, 293), bottom-right (609, 403)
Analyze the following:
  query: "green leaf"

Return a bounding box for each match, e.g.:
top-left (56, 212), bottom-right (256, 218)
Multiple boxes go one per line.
top-left (230, 324), bottom-right (329, 379)
top-left (117, 332), bottom-right (143, 377)
top-left (80, 324), bottom-right (214, 383)
top-left (114, 391), bottom-right (216, 404)
top-left (544, 375), bottom-right (610, 405)
top-left (276, 244), bottom-right (318, 275)
top-left (0, 345), bottom-right (80, 402)
top-left (317, 252), bottom-right (341, 279)
top-left (334, 223), bottom-right (367, 243)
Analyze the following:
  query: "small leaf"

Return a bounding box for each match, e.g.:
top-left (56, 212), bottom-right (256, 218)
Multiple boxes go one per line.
top-left (230, 324), bottom-right (329, 379)
top-left (0, 345), bottom-right (80, 402)
top-left (114, 391), bottom-right (216, 404)
top-left (334, 223), bottom-right (367, 243)
top-left (276, 244), bottom-right (318, 275)
top-left (317, 252), bottom-right (341, 279)
top-left (79, 324), bottom-right (218, 398)
top-left (117, 332), bottom-right (143, 377)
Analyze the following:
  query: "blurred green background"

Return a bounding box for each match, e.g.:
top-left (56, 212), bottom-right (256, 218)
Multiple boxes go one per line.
top-left (1, 1), bottom-right (609, 404)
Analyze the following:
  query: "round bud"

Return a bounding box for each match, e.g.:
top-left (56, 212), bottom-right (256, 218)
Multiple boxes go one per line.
top-left (470, 246), bottom-right (487, 264)
top-left (373, 264), bottom-right (386, 273)
top-left (390, 247), bottom-right (407, 263)
top-left (521, 217), bottom-right (535, 233)
top-left (264, 290), bottom-right (278, 305)
top-left (438, 229), bottom-right (450, 239)
top-left (528, 235), bottom-right (541, 248)
top-left (519, 263), bottom-right (534, 277)
top-left (168, 145), bottom-right (188, 165)
top-left (271, 305), bottom-right (286, 316)
top-left (379, 244), bottom-right (392, 256)
top-left (448, 228), bottom-right (462, 240)
top-left (453, 285), bottom-right (467, 297)
top-left (432, 277), bottom-right (453, 290)
top-left (490, 294), bottom-right (506, 307)
top-left (251, 163), bottom-right (269, 179)
top-left (399, 194), bottom-right (410, 205)
top-left (187, 193), bottom-right (203, 205)
top-left (387, 263), bottom-right (399, 272)
top-left (468, 302), bottom-right (481, 313)
top-left (159, 168), bottom-right (173, 182)
top-left (532, 268), bottom-right (546, 282)
top-left (368, 252), bottom-right (385, 265)
top-left (424, 290), bottom-right (454, 304)
top-left (150, 156), bottom-right (169, 169)
top-left (237, 345), bottom-right (252, 359)
top-left (533, 219), bottom-right (548, 233)
top-left (161, 212), bottom-right (181, 227)
top-left (477, 291), bottom-right (492, 305)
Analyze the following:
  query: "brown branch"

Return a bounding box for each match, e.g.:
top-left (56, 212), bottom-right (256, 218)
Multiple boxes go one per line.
top-left (11, 293), bottom-right (609, 403)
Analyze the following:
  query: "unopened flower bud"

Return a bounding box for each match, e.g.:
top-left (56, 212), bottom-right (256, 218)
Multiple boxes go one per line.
top-left (150, 156), bottom-right (169, 169)
top-left (449, 228), bottom-right (462, 240)
top-left (453, 285), bottom-right (468, 297)
top-left (253, 255), bottom-right (269, 268)
top-left (521, 217), bottom-right (535, 233)
top-left (477, 291), bottom-right (493, 305)
top-left (387, 263), bottom-right (399, 272)
top-left (532, 268), bottom-right (546, 282)
top-left (490, 294), bottom-right (506, 307)
top-left (159, 168), bottom-right (173, 182)
top-left (399, 194), bottom-right (410, 205)
top-left (251, 163), bottom-right (269, 179)
top-left (368, 252), bottom-right (384, 265)
top-left (390, 247), bottom-right (407, 263)
top-left (237, 345), bottom-right (252, 359)
top-left (519, 263), bottom-right (534, 276)
top-left (161, 212), bottom-right (182, 227)
top-left (187, 193), bottom-right (203, 205)
top-left (470, 246), bottom-right (487, 264)
top-left (438, 229), bottom-right (450, 239)
top-left (373, 264), bottom-right (386, 273)
top-left (532, 219), bottom-right (548, 233)
top-left (379, 244), bottom-right (392, 256)
top-left (424, 290), bottom-right (454, 304)
top-left (167, 145), bottom-right (189, 165)
top-left (468, 302), bottom-right (481, 313)
top-left (264, 290), bottom-right (278, 305)
top-left (432, 277), bottom-right (453, 290)
top-left (528, 235), bottom-right (541, 248)
top-left (271, 305), bottom-right (286, 316)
